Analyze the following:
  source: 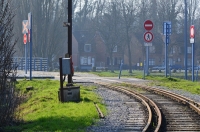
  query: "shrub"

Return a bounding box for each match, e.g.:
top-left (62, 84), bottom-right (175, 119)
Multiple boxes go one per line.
top-left (172, 69), bottom-right (176, 73)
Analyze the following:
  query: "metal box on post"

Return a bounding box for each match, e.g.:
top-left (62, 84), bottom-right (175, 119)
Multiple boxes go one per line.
top-left (59, 57), bottom-right (80, 102)
top-left (62, 58), bottom-right (71, 75)
top-left (63, 86), bottom-right (80, 102)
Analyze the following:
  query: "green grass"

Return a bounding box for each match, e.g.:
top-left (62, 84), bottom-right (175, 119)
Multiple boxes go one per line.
top-left (6, 79), bottom-right (106, 132)
top-left (91, 70), bottom-right (200, 95)
top-left (90, 70), bottom-right (142, 78)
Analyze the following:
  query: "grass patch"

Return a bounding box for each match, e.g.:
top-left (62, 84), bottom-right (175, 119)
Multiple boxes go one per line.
top-left (6, 79), bottom-right (106, 131)
top-left (91, 70), bottom-right (200, 95)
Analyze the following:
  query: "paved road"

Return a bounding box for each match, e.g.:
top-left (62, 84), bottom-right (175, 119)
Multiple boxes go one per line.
top-left (16, 70), bottom-right (149, 85)
top-left (16, 70), bottom-right (59, 79)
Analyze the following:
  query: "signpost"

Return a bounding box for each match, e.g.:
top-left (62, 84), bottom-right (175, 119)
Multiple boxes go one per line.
top-left (28, 12), bottom-right (32, 80)
top-left (190, 25), bottom-right (195, 82)
top-left (22, 13), bottom-right (32, 79)
top-left (22, 20), bottom-right (28, 34)
top-left (144, 20), bottom-right (154, 31)
top-left (163, 21), bottom-right (172, 77)
top-left (144, 20), bottom-right (154, 76)
top-left (190, 25), bottom-right (195, 43)
top-left (23, 34), bottom-right (27, 44)
top-left (22, 20), bottom-right (28, 74)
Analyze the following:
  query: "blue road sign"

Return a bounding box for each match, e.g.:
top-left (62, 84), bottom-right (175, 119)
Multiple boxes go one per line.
top-left (166, 35), bottom-right (170, 44)
top-left (163, 21), bottom-right (171, 35)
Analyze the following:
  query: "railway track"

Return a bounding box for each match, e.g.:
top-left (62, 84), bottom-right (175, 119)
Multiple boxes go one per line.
top-left (96, 82), bottom-right (161, 132)
top-left (95, 81), bottom-right (200, 132)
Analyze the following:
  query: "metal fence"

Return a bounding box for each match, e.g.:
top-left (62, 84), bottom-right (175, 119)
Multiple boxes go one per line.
top-left (12, 57), bottom-right (48, 71)
top-left (148, 69), bottom-right (199, 81)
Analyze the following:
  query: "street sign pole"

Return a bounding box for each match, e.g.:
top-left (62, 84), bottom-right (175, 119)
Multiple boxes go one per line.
top-left (192, 43), bottom-right (194, 81)
top-left (143, 60), bottom-right (146, 80)
top-left (144, 20), bottom-right (153, 76)
top-left (28, 13), bottom-right (32, 80)
top-left (190, 25), bottom-right (195, 82)
top-left (165, 37), bottom-right (168, 77)
top-left (184, 0), bottom-right (188, 80)
top-left (163, 22), bottom-right (171, 77)
top-left (25, 41), bottom-right (27, 74)
top-left (146, 46), bottom-right (149, 75)
top-left (165, 23), bottom-right (168, 77)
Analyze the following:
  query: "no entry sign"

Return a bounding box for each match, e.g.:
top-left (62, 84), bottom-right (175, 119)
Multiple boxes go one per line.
top-left (144, 20), bottom-right (153, 31)
top-left (190, 25), bottom-right (195, 38)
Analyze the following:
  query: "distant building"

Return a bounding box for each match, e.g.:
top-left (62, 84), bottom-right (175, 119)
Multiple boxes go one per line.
top-left (73, 30), bottom-right (123, 71)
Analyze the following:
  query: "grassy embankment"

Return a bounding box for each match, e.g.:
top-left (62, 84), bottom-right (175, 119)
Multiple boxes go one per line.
top-left (5, 79), bottom-right (106, 132)
top-left (91, 70), bottom-right (200, 95)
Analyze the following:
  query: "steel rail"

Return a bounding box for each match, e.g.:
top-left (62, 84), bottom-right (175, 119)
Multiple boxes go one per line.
top-left (97, 82), bottom-right (162, 132)
top-left (131, 83), bottom-right (200, 115)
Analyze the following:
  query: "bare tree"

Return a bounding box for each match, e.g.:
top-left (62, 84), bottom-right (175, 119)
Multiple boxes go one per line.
top-left (120, 0), bottom-right (139, 73)
top-left (13, 0), bottom-right (71, 70)
top-left (94, 1), bottom-right (124, 72)
top-left (0, 0), bottom-right (21, 130)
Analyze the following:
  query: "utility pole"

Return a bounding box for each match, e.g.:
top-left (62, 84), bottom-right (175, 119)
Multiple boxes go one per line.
top-left (184, 0), bottom-right (188, 80)
top-left (68, 0), bottom-right (73, 83)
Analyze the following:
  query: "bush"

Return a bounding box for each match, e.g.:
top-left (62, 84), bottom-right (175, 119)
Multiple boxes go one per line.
top-left (104, 67), bottom-right (108, 71)
top-left (172, 69), bottom-right (176, 73)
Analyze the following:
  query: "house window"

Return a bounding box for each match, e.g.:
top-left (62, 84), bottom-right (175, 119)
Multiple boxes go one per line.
top-left (88, 56), bottom-right (91, 65)
top-left (188, 58), bottom-right (191, 66)
top-left (172, 47), bottom-right (176, 54)
top-left (187, 47), bottom-right (192, 54)
top-left (113, 46), bottom-right (117, 52)
top-left (80, 57), bottom-right (88, 65)
top-left (178, 47), bottom-right (181, 53)
top-left (149, 59), bottom-right (155, 66)
top-left (84, 44), bottom-right (91, 52)
top-left (149, 46), bottom-right (155, 53)
top-left (170, 47), bottom-right (176, 54)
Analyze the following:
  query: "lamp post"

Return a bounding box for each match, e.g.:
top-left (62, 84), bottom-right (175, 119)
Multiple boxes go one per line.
top-left (184, 0), bottom-right (188, 80)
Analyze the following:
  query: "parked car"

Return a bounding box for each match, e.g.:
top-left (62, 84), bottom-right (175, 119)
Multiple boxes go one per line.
top-left (170, 65), bottom-right (182, 70)
top-left (152, 65), bottom-right (165, 70)
top-left (187, 66), bottom-right (200, 70)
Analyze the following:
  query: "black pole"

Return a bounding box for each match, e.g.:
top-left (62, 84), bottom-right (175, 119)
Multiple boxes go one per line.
top-left (68, 0), bottom-right (72, 83)
top-left (59, 58), bottom-right (64, 102)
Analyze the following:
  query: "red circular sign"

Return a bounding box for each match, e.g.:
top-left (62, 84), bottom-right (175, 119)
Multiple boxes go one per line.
top-left (144, 20), bottom-right (154, 31)
top-left (144, 31), bottom-right (153, 42)
top-left (23, 34), bottom-right (27, 44)
top-left (190, 25), bottom-right (195, 38)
